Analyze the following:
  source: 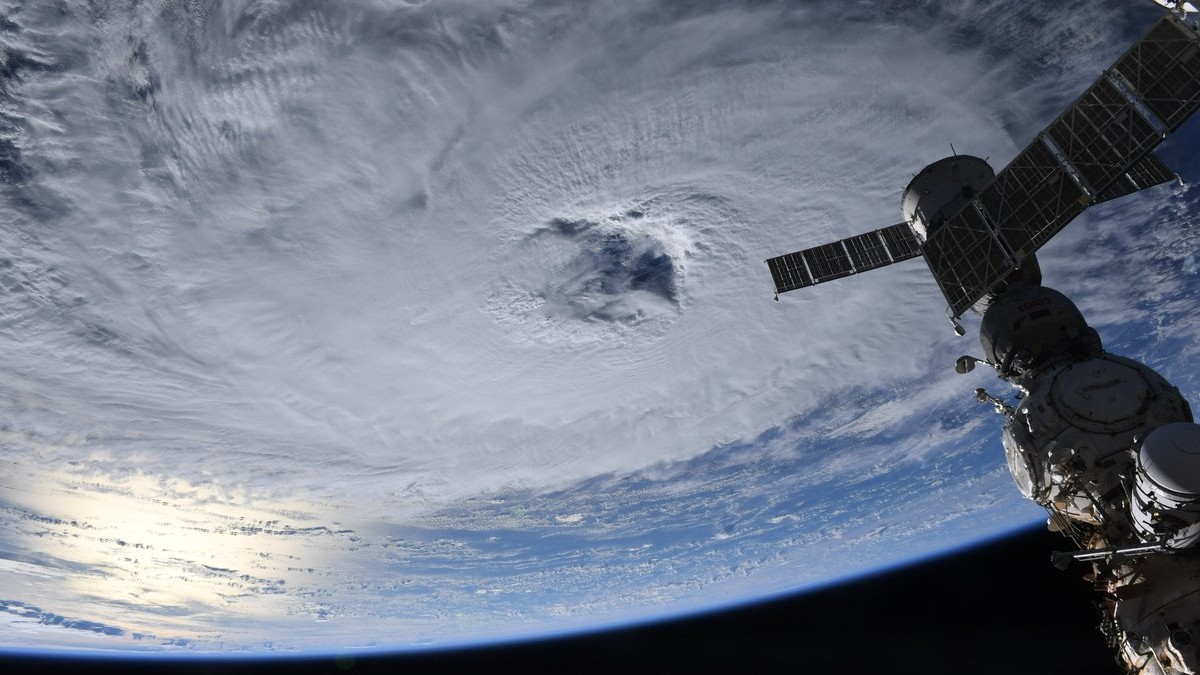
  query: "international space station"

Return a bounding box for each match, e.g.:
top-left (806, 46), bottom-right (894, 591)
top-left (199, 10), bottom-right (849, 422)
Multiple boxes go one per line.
top-left (766, 4), bottom-right (1200, 673)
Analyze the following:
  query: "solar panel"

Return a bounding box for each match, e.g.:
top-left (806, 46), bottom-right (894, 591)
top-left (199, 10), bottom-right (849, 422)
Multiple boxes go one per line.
top-left (1044, 76), bottom-right (1164, 196)
top-left (765, 223), bottom-right (920, 296)
top-left (765, 250), bottom-right (813, 294)
top-left (879, 221), bottom-right (922, 259)
top-left (922, 12), bottom-right (1200, 317)
top-left (921, 204), bottom-right (1017, 318)
top-left (844, 231), bottom-right (892, 270)
top-left (804, 241), bottom-right (856, 284)
top-left (1113, 13), bottom-right (1200, 131)
top-left (765, 13), bottom-right (1200, 316)
top-left (979, 141), bottom-right (1088, 261)
top-left (1093, 152), bottom-right (1178, 204)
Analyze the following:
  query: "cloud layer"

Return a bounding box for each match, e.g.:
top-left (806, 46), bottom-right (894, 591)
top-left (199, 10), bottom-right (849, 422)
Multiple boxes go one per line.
top-left (1, 0), bottom-right (1193, 653)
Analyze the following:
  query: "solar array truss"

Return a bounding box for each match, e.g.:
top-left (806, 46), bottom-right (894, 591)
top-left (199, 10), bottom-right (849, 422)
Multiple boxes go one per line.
top-left (766, 13), bottom-right (1200, 318)
top-left (1093, 152), bottom-right (1177, 204)
top-left (924, 12), bottom-right (1200, 317)
top-left (766, 222), bottom-right (920, 295)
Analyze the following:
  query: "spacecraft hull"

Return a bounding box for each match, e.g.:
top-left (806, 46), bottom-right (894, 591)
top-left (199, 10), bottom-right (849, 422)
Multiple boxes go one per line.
top-left (766, 7), bottom-right (1200, 672)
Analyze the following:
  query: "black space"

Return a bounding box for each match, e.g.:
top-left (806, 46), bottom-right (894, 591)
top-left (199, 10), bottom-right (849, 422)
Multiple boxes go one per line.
top-left (2, 526), bottom-right (1124, 675)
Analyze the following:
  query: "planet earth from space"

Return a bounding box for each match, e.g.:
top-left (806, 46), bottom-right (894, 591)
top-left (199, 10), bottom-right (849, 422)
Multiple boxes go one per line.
top-left (1, 0), bottom-right (1198, 657)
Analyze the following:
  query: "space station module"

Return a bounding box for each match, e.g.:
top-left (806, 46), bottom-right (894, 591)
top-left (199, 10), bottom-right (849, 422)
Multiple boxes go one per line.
top-left (902, 154), bottom-right (1200, 675)
top-left (977, 279), bottom-right (1200, 675)
top-left (765, 9), bottom-right (1200, 670)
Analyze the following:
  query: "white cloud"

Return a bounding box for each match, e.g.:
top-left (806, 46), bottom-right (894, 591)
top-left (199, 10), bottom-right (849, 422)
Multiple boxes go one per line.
top-left (0, 0), bottom-right (1181, 652)
top-left (1, 0), bottom-right (1114, 506)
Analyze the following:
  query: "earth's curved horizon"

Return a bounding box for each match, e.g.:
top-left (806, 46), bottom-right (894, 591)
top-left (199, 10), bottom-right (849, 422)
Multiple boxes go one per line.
top-left (1, 0), bottom-right (1197, 657)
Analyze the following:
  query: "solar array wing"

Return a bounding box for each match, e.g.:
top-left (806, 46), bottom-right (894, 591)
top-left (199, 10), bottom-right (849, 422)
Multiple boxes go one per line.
top-left (922, 204), bottom-right (1017, 318)
top-left (1093, 152), bottom-right (1178, 204)
top-left (976, 139), bottom-right (1089, 267)
top-left (1113, 13), bottom-right (1200, 132)
top-left (922, 12), bottom-right (1200, 317)
top-left (765, 14), bottom-right (1198, 315)
top-left (766, 222), bottom-right (920, 296)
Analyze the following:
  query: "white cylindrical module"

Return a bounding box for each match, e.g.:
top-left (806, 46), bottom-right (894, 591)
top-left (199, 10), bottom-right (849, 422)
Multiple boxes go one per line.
top-left (1012, 354), bottom-right (1192, 526)
top-left (1133, 422), bottom-right (1200, 548)
top-left (900, 155), bottom-right (995, 241)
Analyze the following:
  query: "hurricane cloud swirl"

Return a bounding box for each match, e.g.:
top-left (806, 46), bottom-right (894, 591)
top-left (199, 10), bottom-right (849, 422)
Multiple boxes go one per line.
top-left (0, 0), bottom-right (1194, 653)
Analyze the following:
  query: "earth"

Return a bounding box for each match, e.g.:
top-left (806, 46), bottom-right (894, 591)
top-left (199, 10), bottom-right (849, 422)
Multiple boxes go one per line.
top-left (1, 0), bottom-right (1198, 657)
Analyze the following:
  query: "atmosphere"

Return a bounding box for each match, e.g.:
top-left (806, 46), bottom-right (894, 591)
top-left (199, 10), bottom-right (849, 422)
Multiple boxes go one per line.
top-left (1, 0), bottom-right (1197, 656)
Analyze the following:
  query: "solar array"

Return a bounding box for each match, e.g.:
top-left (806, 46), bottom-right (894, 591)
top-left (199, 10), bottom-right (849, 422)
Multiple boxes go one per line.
top-left (765, 222), bottom-right (919, 295)
top-left (767, 12), bottom-right (1200, 317)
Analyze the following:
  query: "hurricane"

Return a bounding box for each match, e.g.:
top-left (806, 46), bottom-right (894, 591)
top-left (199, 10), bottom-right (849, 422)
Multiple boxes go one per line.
top-left (1, 0), bottom-right (1196, 655)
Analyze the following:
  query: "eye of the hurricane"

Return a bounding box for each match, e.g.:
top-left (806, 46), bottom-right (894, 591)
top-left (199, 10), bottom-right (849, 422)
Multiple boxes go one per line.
top-left (485, 212), bottom-right (685, 344)
top-left (549, 217), bottom-right (678, 318)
